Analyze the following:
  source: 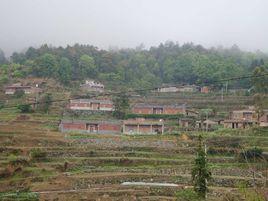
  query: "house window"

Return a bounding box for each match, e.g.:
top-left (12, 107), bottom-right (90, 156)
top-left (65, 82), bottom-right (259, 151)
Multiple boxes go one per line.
top-left (86, 124), bottom-right (98, 132)
top-left (153, 107), bottom-right (163, 114)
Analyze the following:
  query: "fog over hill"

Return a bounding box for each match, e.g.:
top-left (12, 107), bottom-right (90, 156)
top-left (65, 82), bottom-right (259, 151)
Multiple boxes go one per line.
top-left (1, 0), bottom-right (268, 56)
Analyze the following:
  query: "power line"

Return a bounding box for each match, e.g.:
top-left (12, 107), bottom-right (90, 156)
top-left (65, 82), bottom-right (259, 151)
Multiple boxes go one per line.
top-left (2, 72), bottom-right (268, 109)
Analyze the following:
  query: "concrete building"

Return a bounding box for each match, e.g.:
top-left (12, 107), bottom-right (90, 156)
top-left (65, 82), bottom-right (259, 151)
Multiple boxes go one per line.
top-left (69, 99), bottom-right (114, 111)
top-left (177, 85), bottom-right (198, 93)
top-left (80, 80), bottom-right (104, 92)
top-left (123, 119), bottom-right (164, 134)
top-left (59, 120), bottom-right (121, 134)
top-left (132, 104), bottom-right (186, 115)
top-left (157, 86), bottom-right (179, 93)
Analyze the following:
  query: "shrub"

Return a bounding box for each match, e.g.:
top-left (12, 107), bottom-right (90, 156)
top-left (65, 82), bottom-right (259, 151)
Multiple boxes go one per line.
top-left (17, 104), bottom-right (32, 113)
top-left (0, 101), bottom-right (4, 110)
top-left (175, 189), bottom-right (203, 201)
top-left (239, 147), bottom-right (263, 161)
top-left (30, 149), bottom-right (47, 162)
top-left (14, 89), bottom-right (25, 98)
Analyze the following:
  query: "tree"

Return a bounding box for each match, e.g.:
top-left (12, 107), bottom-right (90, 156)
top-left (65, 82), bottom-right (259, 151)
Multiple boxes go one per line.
top-left (78, 54), bottom-right (96, 78)
top-left (0, 49), bottom-right (7, 64)
top-left (37, 93), bottom-right (52, 113)
top-left (251, 67), bottom-right (268, 93)
top-left (192, 135), bottom-right (211, 199)
top-left (58, 57), bottom-right (72, 84)
top-left (34, 53), bottom-right (58, 77)
top-left (113, 93), bottom-right (130, 119)
top-left (14, 89), bottom-right (25, 98)
top-left (17, 104), bottom-right (32, 113)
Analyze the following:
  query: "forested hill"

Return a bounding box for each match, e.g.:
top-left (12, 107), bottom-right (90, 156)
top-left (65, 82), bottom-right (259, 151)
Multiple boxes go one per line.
top-left (0, 42), bottom-right (268, 89)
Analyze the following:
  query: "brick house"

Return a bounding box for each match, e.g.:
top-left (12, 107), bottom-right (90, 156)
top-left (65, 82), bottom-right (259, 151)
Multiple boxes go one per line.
top-left (123, 119), bottom-right (164, 134)
top-left (80, 80), bottom-right (104, 92)
top-left (223, 109), bottom-right (258, 129)
top-left (200, 86), bottom-right (210, 94)
top-left (59, 120), bottom-right (121, 134)
top-left (196, 119), bottom-right (218, 130)
top-left (223, 119), bottom-right (258, 129)
top-left (132, 104), bottom-right (186, 115)
top-left (5, 83), bottom-right (42, 95)
top-left (69, 99), bottom-right (114, 111)
top-left (259, 110), bottom-right (268, 127)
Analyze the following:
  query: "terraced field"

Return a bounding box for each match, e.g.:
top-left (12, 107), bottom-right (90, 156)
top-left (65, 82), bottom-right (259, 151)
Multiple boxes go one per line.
top-left (0, 109), bottom-right (267, 200)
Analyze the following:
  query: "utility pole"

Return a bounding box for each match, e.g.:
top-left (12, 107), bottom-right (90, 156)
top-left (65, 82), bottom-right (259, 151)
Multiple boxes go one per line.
top-left (206, 112), bottom-right (208, 132)
top-left (221, 87), bottom-right (224, 102)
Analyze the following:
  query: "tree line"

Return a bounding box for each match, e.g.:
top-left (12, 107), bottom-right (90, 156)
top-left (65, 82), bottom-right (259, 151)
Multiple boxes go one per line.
top-left (0, 42), bottom-right (268, 90)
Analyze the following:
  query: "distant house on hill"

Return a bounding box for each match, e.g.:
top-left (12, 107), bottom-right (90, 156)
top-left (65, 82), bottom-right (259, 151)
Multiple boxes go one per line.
top-left (177, 85), bottom-right (198, 93)
top-left (259, 110), bottom-right (268, 127)
top-left (123, 119), bottom-right (164, 134)
top-left (80, 80), bottom-right (104, 92)
top-left (69, 99), bottom-right (114, 111)
top-left (59, 120), bottom-right (121, 134)
top-left (157, 86), bottom-right (179, 93)
top-left (223, 108), bottom-right (258, 129)
top-left (131, 103), bottom-right (186, 115)
top-left (200, 86), bottom-right (210, 94)
top-left (196, 119), bottom-right (218, 131)
top-left (5, 83), bottom-right (42, 95)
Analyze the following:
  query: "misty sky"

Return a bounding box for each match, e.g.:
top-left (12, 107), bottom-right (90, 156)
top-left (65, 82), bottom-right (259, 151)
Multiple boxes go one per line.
top-left (1, 0), bottom-right (268, 56)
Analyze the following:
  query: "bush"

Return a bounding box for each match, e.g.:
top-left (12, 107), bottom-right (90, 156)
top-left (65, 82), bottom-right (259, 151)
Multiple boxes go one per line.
top-left (14, 89), bottom-right (25, 98)
top-left (239, 147), bottom-right (263, 161)
top-left (0, 101), bottom-right (4, 110)
top-left (175, 189), bottom-right (203, 201)
top-left (17, 104), bottom-right (32, 113)
top-left (30, 148), bottom-right (47, 162)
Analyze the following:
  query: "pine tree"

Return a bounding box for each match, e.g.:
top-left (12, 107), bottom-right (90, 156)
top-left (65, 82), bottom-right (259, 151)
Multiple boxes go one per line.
top-left (192, 135), bottom-right (211, 198)
top-left (113, 92), bottom-right (130, 119)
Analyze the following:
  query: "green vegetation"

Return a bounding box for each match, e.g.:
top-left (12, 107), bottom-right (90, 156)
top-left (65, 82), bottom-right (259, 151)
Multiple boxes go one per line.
top-left (17, 104), bottom-right (32, 113)
top-left (0, 191), bottom-right (39, 201)
top-left (1, 43), bottom-right (267, 89)
top-left (113, 92), bottom-right (130, 119)
top-left (176, 189), bottom-right (202, 201)
top-left (192, 135), bottom-right (211, 198)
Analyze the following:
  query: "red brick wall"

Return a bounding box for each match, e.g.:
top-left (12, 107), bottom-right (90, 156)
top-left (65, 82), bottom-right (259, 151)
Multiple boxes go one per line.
top-left (132, 107), bottom-right (152, 114)
top-left (164, 107), bottom-right (185, 114)
top-left (99, 123), bottom-right (121, 132)
top-left (101, 103), bottom-right (113, 109)
top-left (139, 125), bottom-right (151, 133)
top-left (62, 123), bottom-right (86, 130)
top-left (132, 106), bottom-right (185, 115)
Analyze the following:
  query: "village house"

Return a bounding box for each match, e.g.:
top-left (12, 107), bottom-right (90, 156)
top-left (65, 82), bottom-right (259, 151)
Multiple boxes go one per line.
top-left (200, 86), bottom-right (210, 94)
top-left (59, 120), bottom-right (121, 134)
top-left (223, 109), bottom-right (258, 129)
top-left (259, 110), bottom-right (268, 127)
top-left (69, 99), bottom-right (114, 111)
top-left (196, 119), bottom-right (218, 131)
top-left (185, 109), bottom-right (199, 117)
top-left (177, 85), bottom-right (198, 93)
top-left (5, 83), bottom-right (42, 95)
top-left (178, 118), bottom-right (195, 129)
top-left (157, 86), bottom-right (179, 93)
top-left (123, 118), bottom-right (164, 134)
top-left (132, 103), bottom-right (186, 115)
top-left (229, 109), bottom-right (257, 121)
top-left (80, 80), bottom-right (104, 92)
